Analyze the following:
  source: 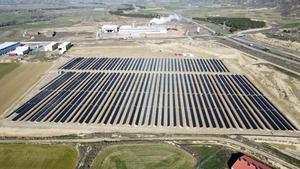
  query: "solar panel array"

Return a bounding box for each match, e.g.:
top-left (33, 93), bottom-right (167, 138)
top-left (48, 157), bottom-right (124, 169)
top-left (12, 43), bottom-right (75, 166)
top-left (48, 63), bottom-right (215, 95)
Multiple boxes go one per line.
top-left (7, 57), bottom-right (297, 131)
top-left (60, 57), bottom-right (229, 72)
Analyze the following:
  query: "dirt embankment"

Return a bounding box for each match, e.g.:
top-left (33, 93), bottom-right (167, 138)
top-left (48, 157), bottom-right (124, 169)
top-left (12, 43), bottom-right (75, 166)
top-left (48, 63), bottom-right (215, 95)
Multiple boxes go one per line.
top-left (248, 33), bottom-right (300, 53)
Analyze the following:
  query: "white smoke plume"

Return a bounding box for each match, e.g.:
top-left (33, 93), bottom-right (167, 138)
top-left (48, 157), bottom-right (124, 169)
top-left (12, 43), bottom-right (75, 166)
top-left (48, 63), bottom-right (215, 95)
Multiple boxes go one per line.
top-left (150, 14), bottom-right (181, 25)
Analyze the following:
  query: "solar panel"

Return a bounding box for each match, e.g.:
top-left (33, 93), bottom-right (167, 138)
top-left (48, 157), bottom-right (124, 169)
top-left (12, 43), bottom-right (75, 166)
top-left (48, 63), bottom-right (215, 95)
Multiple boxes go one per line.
top-left (7, 57), bottom-right (297, 132)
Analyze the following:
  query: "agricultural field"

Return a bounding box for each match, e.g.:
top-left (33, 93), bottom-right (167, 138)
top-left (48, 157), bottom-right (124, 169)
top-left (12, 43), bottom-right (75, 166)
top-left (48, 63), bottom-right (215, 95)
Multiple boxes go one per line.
top-left (92, 144), bottom-right (195, 169)
top-left (109, 3), bottom-right (169, 18)
top-left (180, 7), bottom-right (282, 22)
top-left (0, 63), bottom-right (19, 79)
top-left (0, 8), bottom-right (108, 31)
top-left (0, 7), bottom-right (110, 43)
top-left (177, 6), bottom-right (298, 26)
top-left (0, 144), bottom-right (78, 169)
top-left (0, 12), bottom-right (30, 23)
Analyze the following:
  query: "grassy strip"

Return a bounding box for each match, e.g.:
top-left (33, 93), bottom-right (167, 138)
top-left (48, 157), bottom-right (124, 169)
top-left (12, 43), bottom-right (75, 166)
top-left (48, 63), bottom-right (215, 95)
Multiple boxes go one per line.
top-left (109, 10), bottom-right (161, 18)
top-left (92, 144), bottom-right (195, 169)
top-left (0, 144), bottom-right (78, 169)
top-left (283, 22), bottom-right (300, 28)
top-left (190, 145), bottom-right (233, 169)
top-left (0, 63), bottom-right (19, 79)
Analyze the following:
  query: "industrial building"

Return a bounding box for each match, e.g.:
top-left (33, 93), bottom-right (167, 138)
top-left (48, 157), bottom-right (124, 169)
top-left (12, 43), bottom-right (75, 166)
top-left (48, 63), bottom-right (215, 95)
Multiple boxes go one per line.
top-left (44, 42), bottom-right (59, 51)
top-left (58, 42), bottom-right (72, 54)
top-left (97, 24), bottom-right (167, 39)
top-left (118, 25), bottom-right (167, 38)
top-left (0, 42), bottom-right (20, 55)
top-left (231, 155), bottom-right (271, 169)
top-left (101, 25), bottom-right (119, 33)
top-left (8, 46), bottom-right (30, 56)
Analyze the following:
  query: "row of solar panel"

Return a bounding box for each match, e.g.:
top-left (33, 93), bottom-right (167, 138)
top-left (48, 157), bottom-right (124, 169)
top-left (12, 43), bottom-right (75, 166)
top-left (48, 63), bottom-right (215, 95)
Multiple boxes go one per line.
top-left (43, 72), bottom-right (256, 96)
top-left (8, 72), bottom-right (296, 130)
top-left (60, 57), bottom-right (230, 72)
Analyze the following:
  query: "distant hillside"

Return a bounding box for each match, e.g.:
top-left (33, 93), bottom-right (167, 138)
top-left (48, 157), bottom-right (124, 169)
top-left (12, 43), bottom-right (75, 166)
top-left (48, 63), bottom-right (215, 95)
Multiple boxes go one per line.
top-left (0, 0), bottom-right (299, 17)
top-left (159, 0), bottom-right (300, 17)
top-left (0, 0), bottom-right (68, 4)
top-left (0, 0), bottom-right (104, 4)
top-left (210, 0), bottom-right (299, 17)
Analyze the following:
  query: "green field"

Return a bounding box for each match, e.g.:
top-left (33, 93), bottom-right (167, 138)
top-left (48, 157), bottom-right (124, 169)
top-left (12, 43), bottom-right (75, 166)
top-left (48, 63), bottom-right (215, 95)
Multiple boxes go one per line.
top-left (0, 63), bottom-right (19, 79)
top-left (92, 144), bottom-right (195, 169)
top-left (190, 145), bottom-right (233, 169)
top-left (109, 10), bottom-right (162, 18)
top-left (0, 14), bottom-right (28, 23)
top-left (193, 17), bottom-right (266, 32)
top-left (0, 144), bottom-right (78, 169)
top-left (0, 12), bottom-right (30, 23)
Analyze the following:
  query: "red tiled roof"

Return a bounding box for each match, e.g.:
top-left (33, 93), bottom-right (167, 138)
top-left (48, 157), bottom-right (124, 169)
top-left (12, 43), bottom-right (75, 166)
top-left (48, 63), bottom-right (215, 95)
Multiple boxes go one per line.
top-left (232, 155), bottom-right (272, 169)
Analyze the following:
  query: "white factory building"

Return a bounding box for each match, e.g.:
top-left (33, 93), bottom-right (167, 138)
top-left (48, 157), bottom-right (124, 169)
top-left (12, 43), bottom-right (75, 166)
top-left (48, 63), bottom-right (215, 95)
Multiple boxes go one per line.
top-left (44, 42), bottom-right (59, 51)
top-left (119, 25), bottom-right (167, 38)
top-left (58, 42), bottom-right (72, 54)
top-left (101, 25), bottom-right (119, 33)
top-left (97, 24), bottom-right (167, 39)
top-left (8, 46), bottom-right (30, 56)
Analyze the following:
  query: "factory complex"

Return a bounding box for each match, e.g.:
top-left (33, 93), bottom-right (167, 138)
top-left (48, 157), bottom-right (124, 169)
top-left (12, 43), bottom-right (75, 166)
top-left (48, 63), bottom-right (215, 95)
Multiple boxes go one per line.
top-left (0, 41), bottom-right (72, 58)
top-left (97, 24), bottom-right (170, 39)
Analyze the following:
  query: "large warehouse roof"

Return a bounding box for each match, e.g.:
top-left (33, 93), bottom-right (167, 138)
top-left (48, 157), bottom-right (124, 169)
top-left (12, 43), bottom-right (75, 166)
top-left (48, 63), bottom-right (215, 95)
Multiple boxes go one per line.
top-left (119, 25), bottom-right (167, 34)
top-left (0, 42), bottom-right (19, 50)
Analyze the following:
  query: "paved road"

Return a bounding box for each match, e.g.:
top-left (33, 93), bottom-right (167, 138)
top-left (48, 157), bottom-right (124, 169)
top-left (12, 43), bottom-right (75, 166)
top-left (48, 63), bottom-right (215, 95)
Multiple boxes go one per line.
top-left (221, 37), bottom-right (300, 74)
top-left (231, 37), bottom-right (300, 63)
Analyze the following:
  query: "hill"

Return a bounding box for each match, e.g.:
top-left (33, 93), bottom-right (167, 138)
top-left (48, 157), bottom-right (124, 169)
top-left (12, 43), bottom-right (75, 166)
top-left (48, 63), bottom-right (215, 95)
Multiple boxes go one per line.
top-left (0, 0), bottom-right (299, 17)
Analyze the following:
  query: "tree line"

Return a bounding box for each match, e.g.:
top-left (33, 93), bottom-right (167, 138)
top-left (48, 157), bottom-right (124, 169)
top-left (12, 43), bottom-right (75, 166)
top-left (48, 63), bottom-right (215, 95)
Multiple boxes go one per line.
top-left (193, 17), bottom-right (266, 32)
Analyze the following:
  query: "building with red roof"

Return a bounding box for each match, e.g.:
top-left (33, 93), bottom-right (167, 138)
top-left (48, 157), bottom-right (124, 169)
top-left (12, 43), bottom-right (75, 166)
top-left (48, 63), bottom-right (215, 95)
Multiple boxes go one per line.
top-left (231, 155), bottom-right (272, 169)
